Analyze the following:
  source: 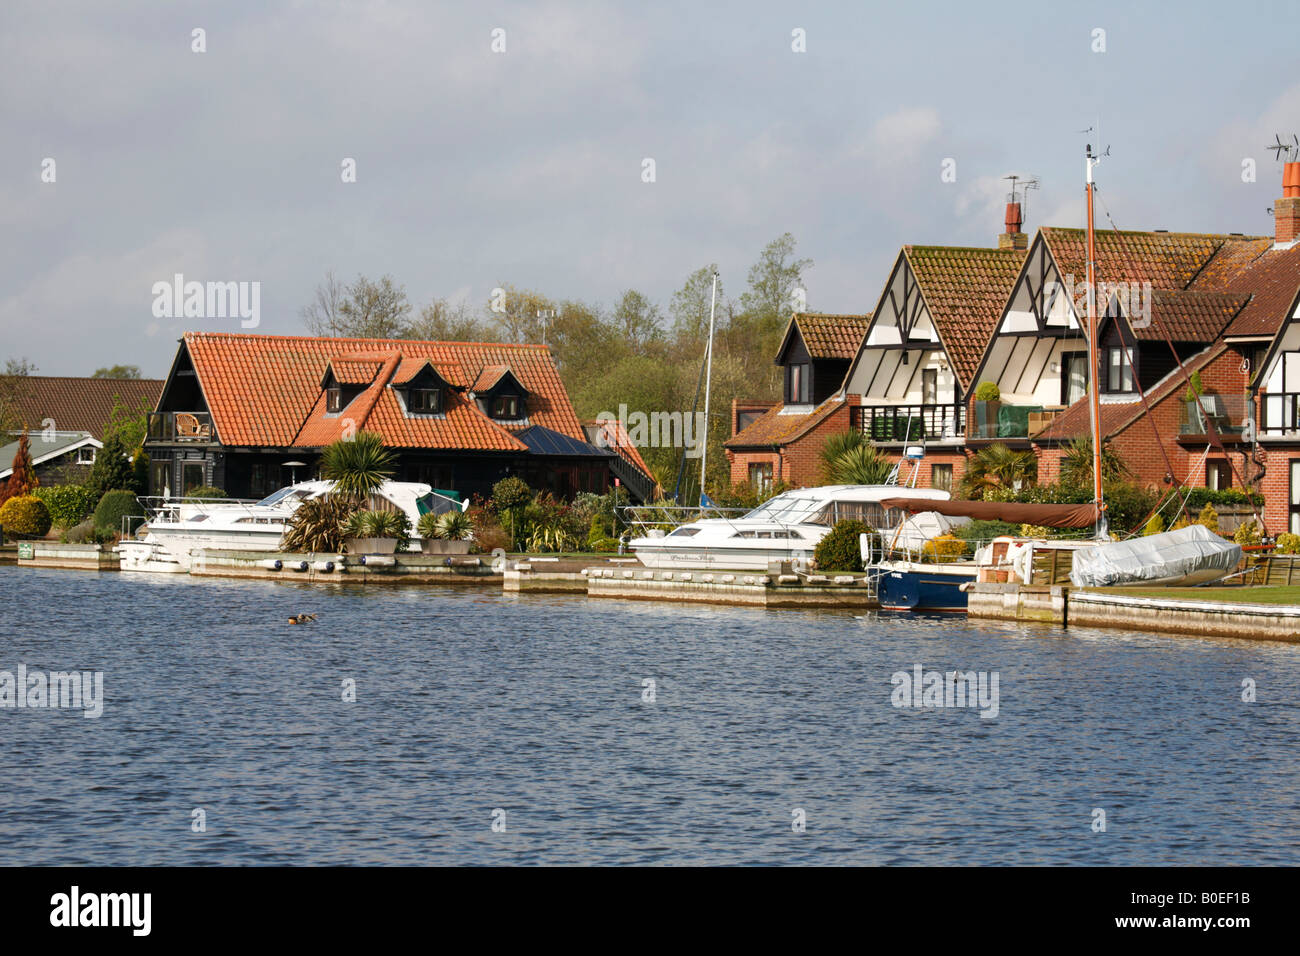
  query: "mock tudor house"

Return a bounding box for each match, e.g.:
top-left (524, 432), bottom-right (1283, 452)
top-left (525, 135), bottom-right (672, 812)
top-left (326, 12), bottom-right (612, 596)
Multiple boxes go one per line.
top-left (145, 332), bottom-right (655, 502)
top-left (967, 160), bottom-right (1300, 534)
top-left (725, 205), bottom-right (1030, 491)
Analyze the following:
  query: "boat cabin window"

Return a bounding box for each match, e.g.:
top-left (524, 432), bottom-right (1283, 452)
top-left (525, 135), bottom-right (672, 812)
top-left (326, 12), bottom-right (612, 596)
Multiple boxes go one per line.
top-left (667, 527), bottom-right (701, 537)
top-left (743, 494), bottom-right (821, 523)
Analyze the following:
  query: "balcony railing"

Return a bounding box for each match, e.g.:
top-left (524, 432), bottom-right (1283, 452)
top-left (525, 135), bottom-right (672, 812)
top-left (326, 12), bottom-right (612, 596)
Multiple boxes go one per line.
top-left (969, 402), bottom-right (1056, 440)
top-left (1178, 394), bottom-right (1249, 437)
top-left (147, 411), bottom-right (213, 442)
top-left (1259, 392), bottom-right (1300, 436)
top-left (850, 403), bottom-right (965, 443)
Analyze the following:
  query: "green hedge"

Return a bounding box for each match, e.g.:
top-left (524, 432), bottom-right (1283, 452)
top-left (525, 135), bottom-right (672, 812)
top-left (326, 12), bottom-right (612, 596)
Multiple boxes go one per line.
top-left (93, 490), bottom-right (142, 537)
top-left (814, 519), bottom-right (869, 572)
top-left (33, 485), bottom-right (97, 529)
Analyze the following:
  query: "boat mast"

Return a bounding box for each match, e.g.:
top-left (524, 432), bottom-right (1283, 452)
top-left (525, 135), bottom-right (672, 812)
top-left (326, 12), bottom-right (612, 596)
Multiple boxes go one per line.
top-left (1085, 145), bottom-right (1108, 539)
top-left (698, 271), bottom-right (719, 509)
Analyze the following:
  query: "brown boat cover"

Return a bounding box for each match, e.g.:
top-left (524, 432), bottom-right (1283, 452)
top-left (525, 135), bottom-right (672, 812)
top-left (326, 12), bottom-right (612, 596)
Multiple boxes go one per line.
top-left (880, 498), bottom-right (1099, 528)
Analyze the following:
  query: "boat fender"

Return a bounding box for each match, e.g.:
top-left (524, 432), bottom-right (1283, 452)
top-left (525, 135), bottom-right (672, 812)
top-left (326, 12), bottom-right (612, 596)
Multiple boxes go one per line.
top-left (313, 560), bottom-right (334, 573)
top-left (958, 582), bottom-right (974, 592)
top-left (261, 559), bottom-right (283, 571)
top-left (292, 560), bottom-right (308, 572)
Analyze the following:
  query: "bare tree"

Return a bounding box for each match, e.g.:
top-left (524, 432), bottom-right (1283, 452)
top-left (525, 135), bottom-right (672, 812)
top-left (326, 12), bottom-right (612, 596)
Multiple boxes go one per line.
top-left (300, 271), bottom-right (347, 336)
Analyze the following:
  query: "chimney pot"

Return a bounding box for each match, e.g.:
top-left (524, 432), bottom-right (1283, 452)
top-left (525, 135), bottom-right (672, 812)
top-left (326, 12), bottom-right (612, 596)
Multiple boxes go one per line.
top-left (1277, 163), bottom-right (1300, 245)
top-left (1004, 201), bottom-right (1023, 234)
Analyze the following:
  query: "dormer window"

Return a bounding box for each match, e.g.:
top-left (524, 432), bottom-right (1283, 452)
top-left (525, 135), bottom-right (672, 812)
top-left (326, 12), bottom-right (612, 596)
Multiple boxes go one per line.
top-left (491, 395), bottom-right (519, 419)
top-left (411, 388), bottom-right (442, 413)
top-left (327, 387), bottom-right (342, 412)
top-left (1106, 347), bottom-right (1135, 393)
top-left (786, 363), bottom-right (809, 404)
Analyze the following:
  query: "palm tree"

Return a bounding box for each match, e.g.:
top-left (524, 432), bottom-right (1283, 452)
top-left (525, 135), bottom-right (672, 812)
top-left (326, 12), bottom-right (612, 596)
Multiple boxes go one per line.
top-left (1059, 437), bottom-right (1130, 489)
top-left (960, 443), bottom-right (1038, 498)
top-left (825, 442), bottom-right (896, 485)
top-left (819, 430), bottom-right (867, 481)
top-left (320, 431), bottom-right (395, 504)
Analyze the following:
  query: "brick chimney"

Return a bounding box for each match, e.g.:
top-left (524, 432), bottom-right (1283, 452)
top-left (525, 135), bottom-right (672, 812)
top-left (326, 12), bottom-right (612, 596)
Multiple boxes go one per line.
top-left (1277, 162), bottom-right (1300, 245)
top-left (999, 201), bottom-right (1028, 251)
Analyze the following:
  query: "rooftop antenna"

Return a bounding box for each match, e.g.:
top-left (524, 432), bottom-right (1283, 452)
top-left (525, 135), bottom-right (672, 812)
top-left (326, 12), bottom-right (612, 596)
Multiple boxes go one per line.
top-left (1267, 133), bottom-right (1300, 163)
top-left (1004, 174), bottom-right (1041, 222)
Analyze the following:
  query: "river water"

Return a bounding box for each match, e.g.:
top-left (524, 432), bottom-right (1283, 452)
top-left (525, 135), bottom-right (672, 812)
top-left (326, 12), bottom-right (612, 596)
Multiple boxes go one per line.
top-left (2, 567), bottom-right (1297, 865)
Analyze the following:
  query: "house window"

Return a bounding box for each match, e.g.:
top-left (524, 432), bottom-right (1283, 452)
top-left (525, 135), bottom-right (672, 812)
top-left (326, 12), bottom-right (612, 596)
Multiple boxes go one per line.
top-left (922, 369), bottom-right (938, 405)
top-left (1291, 461), bottom-right (1300, 535)
top-left (410, 388), bottom-right (442, 414)
top-left (786, 363), bottom-right (809, 404)
top-left (1061, 351), bottom-right (1088, 405)
top-left (491, 395), bottom-right (519, 419)
top-left (182, 463), bottom-right (205, 495)
top-left (326, 388), bottom-right (342, 412)
top-left (77, 445), bottom-right (96, 465)
top-left (749, 462), bottom-right (773, 493)
top-left (931, 463), bottom-right (953, 492)
top-left (1207, 461), bottom-right (1232, 491)
top-left (1106, 348), bottom-right (1134, 393)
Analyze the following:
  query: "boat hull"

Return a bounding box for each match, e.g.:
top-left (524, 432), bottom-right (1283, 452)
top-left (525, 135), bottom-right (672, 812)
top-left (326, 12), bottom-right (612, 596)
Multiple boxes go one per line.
top-left (877, 564), bottom-right (978, 612)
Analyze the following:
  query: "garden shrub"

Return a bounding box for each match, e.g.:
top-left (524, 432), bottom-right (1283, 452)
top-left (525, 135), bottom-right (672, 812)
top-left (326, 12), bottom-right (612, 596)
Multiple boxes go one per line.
top-left (92, 490), bottom-right (142, 537)
top-left (1143, 513), bottom-right (1165, 536)
top-left (922, 534), bottom-right (967, 561)
top-left (1233, 520), bottom-right (1261, 546)
top-left (974, 381), bottom-right (1001, 401)
top-left (1197, 503), bottom-right (1219, 534)
top-left (33, 485), bottom-right (97, 529)
top-left (1276, 532), bottom-right (1300, 554)
top-left (813, 519), bottom-right (869, 572)
top-left (0, 495), bottom-right (52, 537)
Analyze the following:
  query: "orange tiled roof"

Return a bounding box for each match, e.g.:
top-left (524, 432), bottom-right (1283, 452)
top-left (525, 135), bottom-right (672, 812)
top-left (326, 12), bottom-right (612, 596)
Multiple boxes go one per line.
top-left (1, 375), bottom-right (162, 439)
top-left (1040, 227), bottom-right (1269, 290)
top-left (902, 245), bottom-right (1028, 387)
top-left (1220, 244), bottom-right (1300, 338)
top-left (724, 396), bottom-right (843, 449)
top-left (1120, 289), bottom-right (1251, 342)
top-left (790, 313), bottom-right (871, 360)
top-left (471, 364), bottom-right (515, 392)
top-left (181, 332), bottom-right (583, 450)
top-left (323, 358), bottom-right (384, 385)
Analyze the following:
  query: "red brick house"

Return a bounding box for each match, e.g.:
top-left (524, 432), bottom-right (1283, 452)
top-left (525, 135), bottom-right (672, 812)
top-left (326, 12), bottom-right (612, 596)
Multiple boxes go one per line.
top-left (722, 312), bottom-right (870, 490)
top-left (144, 332), bottom-right (655, 502)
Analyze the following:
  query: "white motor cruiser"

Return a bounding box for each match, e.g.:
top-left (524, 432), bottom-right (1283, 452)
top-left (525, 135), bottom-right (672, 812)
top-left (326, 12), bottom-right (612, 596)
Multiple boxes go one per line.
top-left (117, 481), bottom-right (463, 573)
top-left (628, 484), bottom-right (951, 570)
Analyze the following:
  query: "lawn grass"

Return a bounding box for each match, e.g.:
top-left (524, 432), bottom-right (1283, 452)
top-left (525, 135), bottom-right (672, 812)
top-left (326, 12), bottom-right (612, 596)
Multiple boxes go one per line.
top-left (1087, 585), bottom-right (1300, 606)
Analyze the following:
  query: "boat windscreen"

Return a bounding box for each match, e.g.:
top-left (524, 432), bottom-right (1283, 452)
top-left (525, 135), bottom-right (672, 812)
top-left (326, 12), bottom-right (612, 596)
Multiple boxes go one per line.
top-left (256, 487), bottom-right (304, 507)
top-left (744, 496), bottom-right (821, 522)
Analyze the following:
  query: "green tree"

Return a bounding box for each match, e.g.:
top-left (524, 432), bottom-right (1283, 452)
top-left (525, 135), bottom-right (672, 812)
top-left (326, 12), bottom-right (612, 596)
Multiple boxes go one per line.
top-left (611, 289), bottom-right (664, 350)
top-left (301, 272), bottom-right (411, 338)
top-left (1059, 437), bottom-right (1130, 488)
top-left (405, 298), bottom-right (497, 342)
top-left (669, 266), bottom-right (723, 341)
top-left (86, 431), bottom-right (138, 498)
top-left (738, 232), bottom-right (812, 321)
top-left (92, 365), bottom-right (142, 379)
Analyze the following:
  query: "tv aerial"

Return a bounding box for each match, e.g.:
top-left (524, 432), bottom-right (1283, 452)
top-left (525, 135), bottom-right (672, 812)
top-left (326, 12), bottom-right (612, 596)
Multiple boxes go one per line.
top-left (1268, 133), bottom-right (1299, 163)
top-left (1004, 174), bottom-right (1040, 220)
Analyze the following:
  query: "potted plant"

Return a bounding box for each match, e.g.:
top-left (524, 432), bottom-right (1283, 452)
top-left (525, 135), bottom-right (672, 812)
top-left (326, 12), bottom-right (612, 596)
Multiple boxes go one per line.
top-left (417, 509), bottom-right (474, 555)
top-left (973, 381), bottom-right (1001, 440)
top-left (344, 509), bottom-right (409, 555)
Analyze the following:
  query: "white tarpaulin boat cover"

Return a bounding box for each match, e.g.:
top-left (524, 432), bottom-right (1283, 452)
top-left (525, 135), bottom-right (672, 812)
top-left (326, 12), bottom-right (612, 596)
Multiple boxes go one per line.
top-left (1069, 524), bottom-right (1241, 588)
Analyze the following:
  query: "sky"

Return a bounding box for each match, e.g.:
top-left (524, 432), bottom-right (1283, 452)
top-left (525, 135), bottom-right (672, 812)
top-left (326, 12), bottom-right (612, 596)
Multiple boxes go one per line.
top-left (2, 0), bottom-right (1298, 377)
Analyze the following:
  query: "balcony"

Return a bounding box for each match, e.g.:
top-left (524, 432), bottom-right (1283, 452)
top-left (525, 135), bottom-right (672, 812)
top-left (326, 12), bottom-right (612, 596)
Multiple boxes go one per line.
top-left (1178, 395), bottom-right (1249, 438)
top-left (969, 402), bottom-right (1057, 440)
top-left (850, 403), bottom-right (965, 443)
top-left (147, 411), bottom-right (213, 442)
top-left (1259, 392), bottom-right (1300, 436)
